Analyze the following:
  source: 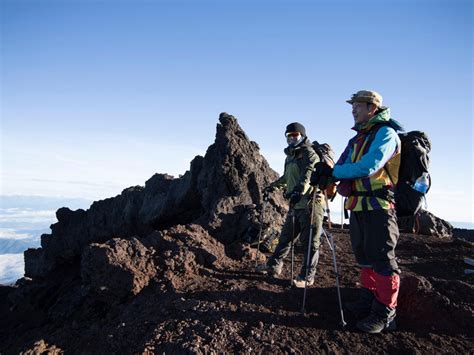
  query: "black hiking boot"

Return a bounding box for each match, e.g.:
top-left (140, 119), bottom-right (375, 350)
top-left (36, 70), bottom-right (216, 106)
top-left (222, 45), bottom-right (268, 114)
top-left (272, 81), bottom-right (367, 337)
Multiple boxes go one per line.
top-left (356, 300), bottom-right (396, 334)
top-left (345, 288), bottom-right (374, 319)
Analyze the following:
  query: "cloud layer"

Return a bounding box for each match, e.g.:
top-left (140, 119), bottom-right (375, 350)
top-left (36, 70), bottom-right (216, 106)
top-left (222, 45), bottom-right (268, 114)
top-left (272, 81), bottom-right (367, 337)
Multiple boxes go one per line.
top-left (0, 254), bottom-right (24, 285)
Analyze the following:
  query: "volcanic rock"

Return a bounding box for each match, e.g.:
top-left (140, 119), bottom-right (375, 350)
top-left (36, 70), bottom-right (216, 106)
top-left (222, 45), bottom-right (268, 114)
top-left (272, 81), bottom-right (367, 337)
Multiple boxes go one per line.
top-left (193, 113), bottom-right (287, 244)
top-left (146, 224), bottom-right (235, 292)
top-left (24, 113), bottom-right (287, 278)
top-left (398, 209), bottom-right (453, 237)
top-left (416, 209), bottom-right (453, 237)
top-left (81, 237), bottom-right (157, 302)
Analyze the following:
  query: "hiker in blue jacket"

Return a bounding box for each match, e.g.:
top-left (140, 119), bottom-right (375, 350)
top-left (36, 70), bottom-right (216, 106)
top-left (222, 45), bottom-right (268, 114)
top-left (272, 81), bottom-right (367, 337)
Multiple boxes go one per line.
top-left (311, 90), bottom-right (403, 333)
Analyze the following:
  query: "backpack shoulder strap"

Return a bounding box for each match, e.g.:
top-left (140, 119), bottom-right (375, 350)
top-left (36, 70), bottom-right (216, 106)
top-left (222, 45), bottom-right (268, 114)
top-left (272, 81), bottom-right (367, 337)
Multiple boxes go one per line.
top-left (365, 123), bottom-right (389, 151)
top-left (364, 122), bottom-right (397, 185)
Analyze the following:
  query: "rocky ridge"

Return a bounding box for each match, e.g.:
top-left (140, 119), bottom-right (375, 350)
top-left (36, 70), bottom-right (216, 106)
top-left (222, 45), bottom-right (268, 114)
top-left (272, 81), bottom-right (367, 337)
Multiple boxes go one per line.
top-left (24, 113), bottom-right (287, 279)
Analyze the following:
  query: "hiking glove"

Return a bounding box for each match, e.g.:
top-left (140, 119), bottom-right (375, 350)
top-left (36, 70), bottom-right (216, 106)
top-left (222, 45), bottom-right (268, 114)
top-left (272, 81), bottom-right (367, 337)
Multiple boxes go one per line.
top-left (288, 191), bottom-right (303, 206)
top-left (310, 162), bottom-right (334, 189)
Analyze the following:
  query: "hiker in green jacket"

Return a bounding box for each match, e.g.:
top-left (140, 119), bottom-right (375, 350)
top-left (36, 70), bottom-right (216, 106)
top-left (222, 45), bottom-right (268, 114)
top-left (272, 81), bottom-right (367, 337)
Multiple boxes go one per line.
top-left (257, 122), bottom-right (325, 288)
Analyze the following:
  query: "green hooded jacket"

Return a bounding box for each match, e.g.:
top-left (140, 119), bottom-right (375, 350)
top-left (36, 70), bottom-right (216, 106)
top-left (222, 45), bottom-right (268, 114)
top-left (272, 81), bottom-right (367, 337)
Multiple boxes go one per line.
top-left (352, 107), bottom-right (403, 133)
top-left (272, 138), bottom-right (320, 210)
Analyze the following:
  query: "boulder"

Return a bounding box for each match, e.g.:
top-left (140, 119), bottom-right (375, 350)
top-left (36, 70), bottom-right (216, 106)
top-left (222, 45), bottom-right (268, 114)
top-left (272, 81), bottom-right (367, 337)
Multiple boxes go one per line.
top-left (398, 209), bottom-right (453, 237)
top-left (145, 224), bottom-right (234, 292)
top-left (81, 237), bottom-right (157, 302)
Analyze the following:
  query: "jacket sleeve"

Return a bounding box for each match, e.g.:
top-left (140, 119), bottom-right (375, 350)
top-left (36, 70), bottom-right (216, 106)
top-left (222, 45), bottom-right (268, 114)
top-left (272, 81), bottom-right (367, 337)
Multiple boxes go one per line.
top-left (295, 148), bottom-right (319, 193)
top-left (333, 126), bottom-right (399, 180)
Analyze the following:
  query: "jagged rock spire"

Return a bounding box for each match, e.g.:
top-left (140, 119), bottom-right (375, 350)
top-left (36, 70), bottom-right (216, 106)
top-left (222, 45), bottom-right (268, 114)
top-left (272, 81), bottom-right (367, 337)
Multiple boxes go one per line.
top-left (25, 113), bottom-right (287, 278)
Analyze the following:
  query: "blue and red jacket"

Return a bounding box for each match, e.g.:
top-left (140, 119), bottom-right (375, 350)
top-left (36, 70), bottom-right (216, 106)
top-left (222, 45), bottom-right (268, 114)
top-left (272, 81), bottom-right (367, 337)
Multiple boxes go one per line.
top-left (333, 107), bottom-right (402, 211)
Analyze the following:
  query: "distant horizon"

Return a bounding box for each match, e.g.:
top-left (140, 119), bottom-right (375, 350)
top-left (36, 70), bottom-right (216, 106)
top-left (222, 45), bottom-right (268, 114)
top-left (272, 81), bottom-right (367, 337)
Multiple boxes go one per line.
top-left (1, 194), bottom-right (473, 230)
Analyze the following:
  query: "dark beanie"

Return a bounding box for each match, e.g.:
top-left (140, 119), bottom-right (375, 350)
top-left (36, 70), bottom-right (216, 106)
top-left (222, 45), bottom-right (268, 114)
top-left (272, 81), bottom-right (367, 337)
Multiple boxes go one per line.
top-left (285, 122), bottom-right (306, 136)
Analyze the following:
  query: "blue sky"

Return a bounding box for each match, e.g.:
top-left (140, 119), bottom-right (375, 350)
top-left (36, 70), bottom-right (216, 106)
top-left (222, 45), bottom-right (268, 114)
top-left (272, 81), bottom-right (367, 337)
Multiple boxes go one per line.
top-left (1, 0), bottom-right (472, 224)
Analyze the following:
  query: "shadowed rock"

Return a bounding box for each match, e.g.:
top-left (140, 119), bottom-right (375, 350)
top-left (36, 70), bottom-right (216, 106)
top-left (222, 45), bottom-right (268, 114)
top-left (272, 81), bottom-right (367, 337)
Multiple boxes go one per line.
top-left (398, 274), bottom-right (473, 335)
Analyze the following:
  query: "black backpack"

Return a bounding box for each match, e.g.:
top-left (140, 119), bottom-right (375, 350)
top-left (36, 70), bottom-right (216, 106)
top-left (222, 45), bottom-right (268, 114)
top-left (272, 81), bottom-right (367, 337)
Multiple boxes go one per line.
top-left (366, 126), bottom-right (431, 216)
top-left (398, 131), bottom-right (431, 189)
top-left (395, 131), bottom-right (431, 216)
top-left (312, 141), bottom-right (335, 167)
top-left (312, 141), bottom-right (337, 198)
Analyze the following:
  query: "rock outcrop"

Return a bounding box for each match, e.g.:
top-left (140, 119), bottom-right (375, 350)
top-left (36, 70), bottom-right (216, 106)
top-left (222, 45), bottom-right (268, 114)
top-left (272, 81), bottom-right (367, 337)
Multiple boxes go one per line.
top-left (398, 209), bottom-right (453, 238)
top-left (24, 113), bottom-right (287, 278)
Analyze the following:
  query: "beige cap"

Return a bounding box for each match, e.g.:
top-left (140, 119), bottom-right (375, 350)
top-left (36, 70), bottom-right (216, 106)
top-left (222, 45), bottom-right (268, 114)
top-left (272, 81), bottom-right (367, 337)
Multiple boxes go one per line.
top-left (346, 90), bottom-right (383, 107)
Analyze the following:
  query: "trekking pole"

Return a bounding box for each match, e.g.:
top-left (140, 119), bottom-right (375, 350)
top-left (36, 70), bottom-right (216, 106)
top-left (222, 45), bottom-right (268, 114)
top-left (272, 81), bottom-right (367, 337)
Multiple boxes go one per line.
top-left (301, 189), bottom-right (318, 314)
top-left (323, 192), bottom-right (346, 327)
top-left (290, 208), bottom-right (295, 287)
top-left (322, 189), bottom-right (346, 327)
top-left (324, 190), bottom-right (332, 229)
top-left (341, 195), bottom-right (344, 228)
top-left (322, 227), bottom-right (347, 327)
top-left (255, 196), bottom-right (269, 268)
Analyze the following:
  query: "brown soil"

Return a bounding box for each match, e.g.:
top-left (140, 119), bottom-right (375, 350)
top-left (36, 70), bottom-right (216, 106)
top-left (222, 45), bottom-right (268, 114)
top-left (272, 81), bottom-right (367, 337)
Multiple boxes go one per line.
top-left (1, 227), bottom-right (472, 354)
